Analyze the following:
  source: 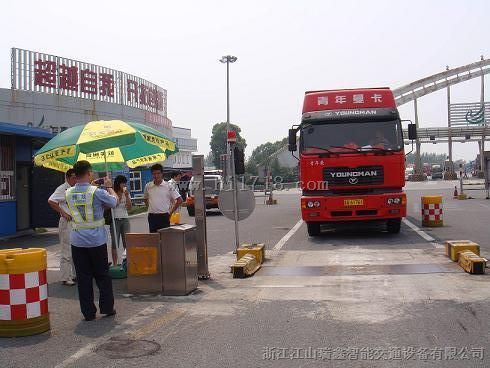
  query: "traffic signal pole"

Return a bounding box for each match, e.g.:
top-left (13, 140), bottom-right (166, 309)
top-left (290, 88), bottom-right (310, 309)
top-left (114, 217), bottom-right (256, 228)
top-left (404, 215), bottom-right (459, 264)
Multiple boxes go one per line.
top-left (230, 142), bottom-right (240, 252)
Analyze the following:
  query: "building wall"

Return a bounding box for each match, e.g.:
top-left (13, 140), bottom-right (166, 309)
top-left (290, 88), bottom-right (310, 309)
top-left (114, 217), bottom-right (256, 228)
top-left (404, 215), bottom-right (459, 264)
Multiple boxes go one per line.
top-left (165, 126), bottom-right (197, 169)
top-left (0, 88), bottom-right (172, 138)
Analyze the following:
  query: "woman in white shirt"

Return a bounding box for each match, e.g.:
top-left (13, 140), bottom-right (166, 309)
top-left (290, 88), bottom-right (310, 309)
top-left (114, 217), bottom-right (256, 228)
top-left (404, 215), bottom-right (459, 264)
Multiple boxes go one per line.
top-left (110, 175), bottom-right (132, 265)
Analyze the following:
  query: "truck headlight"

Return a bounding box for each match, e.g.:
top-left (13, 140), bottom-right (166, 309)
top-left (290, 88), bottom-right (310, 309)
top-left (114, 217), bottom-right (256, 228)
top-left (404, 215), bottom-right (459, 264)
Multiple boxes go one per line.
top-left (307, 201), bottom-right (314, 208)
top-left (313, 201), bottom-right (321, 208)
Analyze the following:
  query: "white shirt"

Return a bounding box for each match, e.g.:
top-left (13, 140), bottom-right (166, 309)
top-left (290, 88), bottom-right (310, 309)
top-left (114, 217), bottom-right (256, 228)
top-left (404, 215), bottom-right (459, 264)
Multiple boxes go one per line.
top-left (48, 182), bottom-right (71, 214)
top-left (168, 178), bottom-right (179, 191)
top-left (113, 193), bottom-right (129, 218)
top-left (144, 180), bottom-right (181, 214)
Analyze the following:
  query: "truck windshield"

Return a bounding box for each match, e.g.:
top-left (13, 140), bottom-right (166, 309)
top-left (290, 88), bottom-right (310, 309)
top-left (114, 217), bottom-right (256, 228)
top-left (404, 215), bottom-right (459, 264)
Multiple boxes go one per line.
top-left (301, 119), bottom-right (402, 154)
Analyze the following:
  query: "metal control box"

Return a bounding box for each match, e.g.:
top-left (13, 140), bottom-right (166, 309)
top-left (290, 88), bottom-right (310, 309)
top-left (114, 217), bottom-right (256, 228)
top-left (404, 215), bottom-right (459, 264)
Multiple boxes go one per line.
top-left (125, 233), bottom-right (162, 294)
top-left (159, 224), bottom-right (198, 295)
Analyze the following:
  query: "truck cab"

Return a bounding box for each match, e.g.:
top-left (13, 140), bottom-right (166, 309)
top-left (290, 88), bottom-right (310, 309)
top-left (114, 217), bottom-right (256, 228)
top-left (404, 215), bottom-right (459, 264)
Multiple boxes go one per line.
top-left (290, 88), bottom-right (411, 236)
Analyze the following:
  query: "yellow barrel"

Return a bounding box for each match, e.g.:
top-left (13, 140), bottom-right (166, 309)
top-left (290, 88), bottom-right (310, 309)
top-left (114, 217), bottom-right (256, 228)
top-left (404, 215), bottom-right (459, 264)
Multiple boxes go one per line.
top-left (170, 212), bottom-right (181, 225)
top-left (0, 248), bottom-right (50, 337)
top-left (421, 195), bottom-right (443, 227)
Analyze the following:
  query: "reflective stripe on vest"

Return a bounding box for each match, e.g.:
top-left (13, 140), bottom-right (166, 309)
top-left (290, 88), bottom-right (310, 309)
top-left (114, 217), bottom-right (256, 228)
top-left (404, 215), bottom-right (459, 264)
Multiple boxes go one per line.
top-left (65, 185), bottom-right (104, 229)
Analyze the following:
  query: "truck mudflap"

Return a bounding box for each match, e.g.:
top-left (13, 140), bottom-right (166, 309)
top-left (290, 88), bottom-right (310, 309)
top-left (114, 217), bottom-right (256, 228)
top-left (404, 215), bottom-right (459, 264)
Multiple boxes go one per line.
top-left (301, 192), bottom-right (406, 222)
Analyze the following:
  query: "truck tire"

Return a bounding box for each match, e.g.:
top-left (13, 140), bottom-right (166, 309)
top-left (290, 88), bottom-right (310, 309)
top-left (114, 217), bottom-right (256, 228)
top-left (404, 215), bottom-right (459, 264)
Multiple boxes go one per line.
top-left (307, 222), bottom-right (321, 236)
top-left (387, 218), bottom-right (401, 233)
top-left (187, 206), bottom-right (195, 217)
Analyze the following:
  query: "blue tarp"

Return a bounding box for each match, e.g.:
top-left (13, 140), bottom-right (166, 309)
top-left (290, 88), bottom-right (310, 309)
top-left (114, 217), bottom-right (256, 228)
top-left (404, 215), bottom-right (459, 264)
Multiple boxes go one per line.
top-left (0, 121), bottom-right (53, 139)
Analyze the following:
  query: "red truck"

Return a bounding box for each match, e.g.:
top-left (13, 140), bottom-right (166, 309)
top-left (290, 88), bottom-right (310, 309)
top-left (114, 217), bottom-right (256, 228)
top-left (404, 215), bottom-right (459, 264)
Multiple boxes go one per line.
top-left (288, 88), bottom-right (416, 236)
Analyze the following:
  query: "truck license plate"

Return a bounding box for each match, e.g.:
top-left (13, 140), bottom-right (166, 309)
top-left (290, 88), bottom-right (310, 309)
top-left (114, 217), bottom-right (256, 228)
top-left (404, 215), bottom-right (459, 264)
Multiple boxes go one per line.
top-left (344, 199), bottom-right (364, 206)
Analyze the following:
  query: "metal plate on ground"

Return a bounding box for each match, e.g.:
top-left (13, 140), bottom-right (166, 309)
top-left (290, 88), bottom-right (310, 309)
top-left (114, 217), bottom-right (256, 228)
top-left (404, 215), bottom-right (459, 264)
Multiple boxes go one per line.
top-left (218, 188), bottom-right (255, 221)
top-left (258, 263), bottom-right (460, 276)
top-left (96, 338), bottom-right (161, 359)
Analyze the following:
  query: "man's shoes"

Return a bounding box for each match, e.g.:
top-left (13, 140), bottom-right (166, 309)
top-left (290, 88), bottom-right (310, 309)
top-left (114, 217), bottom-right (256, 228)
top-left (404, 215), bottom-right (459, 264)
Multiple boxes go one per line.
top-left (62, 280), bottom-right (76, 286)
top-left (84, 315), bottom-right (96, 321)
top-left (102, 310), bottom-right (116, 318)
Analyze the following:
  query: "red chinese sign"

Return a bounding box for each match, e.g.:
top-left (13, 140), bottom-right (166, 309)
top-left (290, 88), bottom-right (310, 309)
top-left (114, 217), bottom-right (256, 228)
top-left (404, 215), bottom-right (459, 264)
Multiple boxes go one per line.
top-left (13, 48), bottom-right (166, 114)
top-left (303, 88), bottom-right (396, 113)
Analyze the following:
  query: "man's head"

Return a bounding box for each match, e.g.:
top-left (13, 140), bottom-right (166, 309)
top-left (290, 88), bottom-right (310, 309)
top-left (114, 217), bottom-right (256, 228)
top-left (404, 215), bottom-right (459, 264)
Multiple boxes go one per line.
top-left (65, 168), bottom-right (77, 186)
top-left (171, 170), bottom-right (182, 181)
top-left (151, 163), bottom-right (163, 183)
top-left (73, 160), bottom-right (93, 182)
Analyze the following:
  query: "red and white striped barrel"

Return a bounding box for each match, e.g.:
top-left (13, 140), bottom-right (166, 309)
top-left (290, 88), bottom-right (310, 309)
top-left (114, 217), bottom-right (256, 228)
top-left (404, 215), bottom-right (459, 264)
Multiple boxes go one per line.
top-left (421, 196), bottom-right (443, 227)
top-left (0, 248), bottom-right (50, 337)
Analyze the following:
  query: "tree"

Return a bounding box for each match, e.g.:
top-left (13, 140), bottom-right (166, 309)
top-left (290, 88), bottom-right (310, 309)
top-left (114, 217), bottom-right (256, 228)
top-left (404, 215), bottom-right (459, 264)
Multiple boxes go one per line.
top-left (246, 137), bottom-right (298, 182)
top-left (204, 152), bottom-right (214, 168)
top-left (209, 122), bottom-right (247, 168)
top-left (406, 152), bottom-right (447, 165)
top-left (246, 138), bottom-right (288, 175)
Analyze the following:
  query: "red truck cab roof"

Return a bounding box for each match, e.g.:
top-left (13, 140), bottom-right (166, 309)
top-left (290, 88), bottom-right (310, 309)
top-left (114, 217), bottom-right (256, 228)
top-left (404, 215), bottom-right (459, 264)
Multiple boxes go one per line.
top-left (303, 87), bottom-right (396, 114)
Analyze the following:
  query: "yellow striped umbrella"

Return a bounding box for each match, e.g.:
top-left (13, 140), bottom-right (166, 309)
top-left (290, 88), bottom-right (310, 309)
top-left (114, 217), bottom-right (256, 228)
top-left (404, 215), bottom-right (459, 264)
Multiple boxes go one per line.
top-left (34, 120), bottom-right (178, 172)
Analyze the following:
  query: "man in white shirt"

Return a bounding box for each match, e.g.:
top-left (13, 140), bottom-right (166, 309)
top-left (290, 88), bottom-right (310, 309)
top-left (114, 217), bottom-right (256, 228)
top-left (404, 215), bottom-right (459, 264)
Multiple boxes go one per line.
top-left (48, 168), bottom-right (77, 286)
top-left (144, 164), bottom-right (183, 233)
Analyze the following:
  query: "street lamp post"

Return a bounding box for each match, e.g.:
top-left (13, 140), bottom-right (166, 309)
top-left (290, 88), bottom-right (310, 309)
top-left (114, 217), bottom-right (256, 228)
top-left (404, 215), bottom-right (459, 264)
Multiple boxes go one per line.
top-left (219, 55), bottom-right (237, 184)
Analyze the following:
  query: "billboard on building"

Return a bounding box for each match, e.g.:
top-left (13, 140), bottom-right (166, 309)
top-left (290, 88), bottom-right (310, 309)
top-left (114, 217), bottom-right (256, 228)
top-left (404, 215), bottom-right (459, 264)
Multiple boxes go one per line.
top-left (11, 47), bottom-right (168, 119)
top-left (449, 102), bottom-right (489, 126)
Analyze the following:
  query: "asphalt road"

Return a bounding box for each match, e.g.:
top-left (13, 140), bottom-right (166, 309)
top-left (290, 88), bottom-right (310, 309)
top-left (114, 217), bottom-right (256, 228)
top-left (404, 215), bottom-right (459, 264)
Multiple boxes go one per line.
top-left (1, 181), bottom-right (489, 368)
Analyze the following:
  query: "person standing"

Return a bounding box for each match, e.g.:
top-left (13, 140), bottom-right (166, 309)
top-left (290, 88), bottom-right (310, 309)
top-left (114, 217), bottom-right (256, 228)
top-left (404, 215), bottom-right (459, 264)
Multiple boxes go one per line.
top-left (168, 170), bottom-right (182, 192)
top-left (109, 175), bottom-right (132, 265)
top-left (48, 168), bottom-right (77, 286)
top-left (144, 164), bottom-right (183, 233)
top-left (65, 160), bottom-right (118, 321)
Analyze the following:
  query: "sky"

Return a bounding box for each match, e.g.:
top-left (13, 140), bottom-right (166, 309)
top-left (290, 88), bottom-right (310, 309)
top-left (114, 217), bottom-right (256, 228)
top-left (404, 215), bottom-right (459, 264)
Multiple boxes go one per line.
top-left (1, 0), bottom-right (489, 161)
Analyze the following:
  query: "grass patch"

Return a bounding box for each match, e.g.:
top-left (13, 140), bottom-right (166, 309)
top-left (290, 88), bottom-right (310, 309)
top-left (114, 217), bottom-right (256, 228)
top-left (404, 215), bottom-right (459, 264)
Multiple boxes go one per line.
top-left (35, 228), bottom-right (47, 234)
top-left (128, 205), bottom-right (148, 216)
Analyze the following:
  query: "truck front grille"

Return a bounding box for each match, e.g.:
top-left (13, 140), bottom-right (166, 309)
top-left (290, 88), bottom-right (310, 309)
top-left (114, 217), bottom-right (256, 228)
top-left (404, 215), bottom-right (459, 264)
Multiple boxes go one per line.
top-left (323, 166), bottom-right (384, 186)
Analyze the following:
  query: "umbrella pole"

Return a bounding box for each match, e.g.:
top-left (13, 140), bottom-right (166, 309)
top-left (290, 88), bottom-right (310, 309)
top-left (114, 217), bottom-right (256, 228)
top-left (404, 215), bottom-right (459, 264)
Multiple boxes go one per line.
top-left (104, 153), bottom-right (119, 263)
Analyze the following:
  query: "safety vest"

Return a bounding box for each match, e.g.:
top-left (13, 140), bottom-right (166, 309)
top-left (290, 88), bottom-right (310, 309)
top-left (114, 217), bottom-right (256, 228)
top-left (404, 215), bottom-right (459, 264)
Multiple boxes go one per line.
top-left (65, 185), bottom-right (105, 230)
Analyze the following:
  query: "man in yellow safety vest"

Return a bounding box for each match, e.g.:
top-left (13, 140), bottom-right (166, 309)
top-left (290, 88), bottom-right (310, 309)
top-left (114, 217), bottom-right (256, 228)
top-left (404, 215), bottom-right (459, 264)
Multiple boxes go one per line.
top-left (66, 160), bottom-right (118, 321)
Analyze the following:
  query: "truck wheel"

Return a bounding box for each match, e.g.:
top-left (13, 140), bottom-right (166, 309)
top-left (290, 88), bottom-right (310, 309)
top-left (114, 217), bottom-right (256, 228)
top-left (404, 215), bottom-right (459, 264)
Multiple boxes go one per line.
top-left (187, 206), bottom-right (195, 217)
top-left (307, 222), bottom-right (321, 236)
top-left (386, 219), bottom-right (401, 233)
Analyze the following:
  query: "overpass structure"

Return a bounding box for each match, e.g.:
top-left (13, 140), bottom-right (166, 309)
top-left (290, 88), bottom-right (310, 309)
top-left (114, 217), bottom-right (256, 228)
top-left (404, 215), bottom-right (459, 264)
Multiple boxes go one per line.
top-left (394, 57), bottom-right (490, 179)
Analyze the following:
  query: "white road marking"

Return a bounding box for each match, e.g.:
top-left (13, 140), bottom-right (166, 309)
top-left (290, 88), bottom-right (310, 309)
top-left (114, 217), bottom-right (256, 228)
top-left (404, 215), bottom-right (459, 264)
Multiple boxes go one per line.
top-left (402, 218), bottom-right (435, 243)
top-left (478, 203), bottom-right (490, 210)
top-left (269, 219), bottom-right (304, 256)
top-left (431, 242), bottom-right (445, 249)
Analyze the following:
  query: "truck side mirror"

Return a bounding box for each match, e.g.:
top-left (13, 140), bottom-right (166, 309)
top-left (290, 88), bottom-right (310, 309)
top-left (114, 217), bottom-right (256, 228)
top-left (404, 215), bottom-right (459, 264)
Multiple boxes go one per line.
top-left (288, 129), bottom-right (297, 152)
top-left (408, 123), bottom-right (417, 140)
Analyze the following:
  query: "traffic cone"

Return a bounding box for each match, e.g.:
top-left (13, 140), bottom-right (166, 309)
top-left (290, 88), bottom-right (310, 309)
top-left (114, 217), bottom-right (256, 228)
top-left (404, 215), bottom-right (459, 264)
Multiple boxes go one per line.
top-left (453, 186), bottom-right (458, 198)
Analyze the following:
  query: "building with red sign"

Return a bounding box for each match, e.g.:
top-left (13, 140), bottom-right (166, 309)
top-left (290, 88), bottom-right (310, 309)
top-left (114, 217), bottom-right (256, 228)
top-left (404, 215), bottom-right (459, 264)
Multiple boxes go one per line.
top-left (0, 48), bottom-right (196, 237)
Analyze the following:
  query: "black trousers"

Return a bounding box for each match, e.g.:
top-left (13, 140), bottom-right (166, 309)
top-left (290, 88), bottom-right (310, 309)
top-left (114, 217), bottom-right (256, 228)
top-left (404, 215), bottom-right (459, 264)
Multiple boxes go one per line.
top-left (71, 244), bottom-right (114, 318)
top-left (148, 213), bottom-right (170, 233)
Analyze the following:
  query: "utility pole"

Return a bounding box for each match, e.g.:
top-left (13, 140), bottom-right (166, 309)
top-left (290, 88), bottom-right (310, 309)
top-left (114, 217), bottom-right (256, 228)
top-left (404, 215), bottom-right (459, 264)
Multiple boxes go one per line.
top-left (219, 55), bottom-right (237, 185)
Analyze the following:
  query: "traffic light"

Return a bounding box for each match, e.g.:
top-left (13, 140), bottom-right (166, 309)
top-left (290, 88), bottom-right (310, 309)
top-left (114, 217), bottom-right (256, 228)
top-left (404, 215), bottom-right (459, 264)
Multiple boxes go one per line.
top-left (233, 146), bottom-right (245, 175)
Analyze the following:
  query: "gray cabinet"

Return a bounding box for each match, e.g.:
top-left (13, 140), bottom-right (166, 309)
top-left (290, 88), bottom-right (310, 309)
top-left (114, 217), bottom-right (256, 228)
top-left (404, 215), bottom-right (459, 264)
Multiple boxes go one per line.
top-left (159, 224), bottom-right (198, 295)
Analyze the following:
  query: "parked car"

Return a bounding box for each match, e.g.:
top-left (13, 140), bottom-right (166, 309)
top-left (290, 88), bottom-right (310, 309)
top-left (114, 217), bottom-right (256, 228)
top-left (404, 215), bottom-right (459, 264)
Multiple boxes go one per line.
top-left (185, 174), bottom-right (223, 216)
top-left (431, 165), bottom-right (444, 180)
